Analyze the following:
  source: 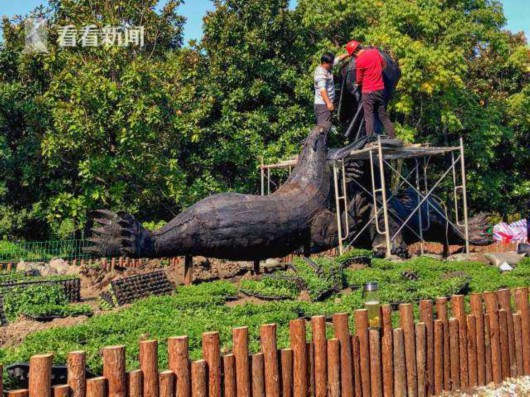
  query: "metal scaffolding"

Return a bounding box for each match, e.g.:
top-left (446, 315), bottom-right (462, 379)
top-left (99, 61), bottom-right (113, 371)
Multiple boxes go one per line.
top-left (259, 137), bottom-right (471, 258)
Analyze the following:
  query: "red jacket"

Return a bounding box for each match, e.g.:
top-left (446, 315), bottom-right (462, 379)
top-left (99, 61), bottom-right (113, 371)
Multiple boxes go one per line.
top-left (355, 49), bottom-right (385, 93)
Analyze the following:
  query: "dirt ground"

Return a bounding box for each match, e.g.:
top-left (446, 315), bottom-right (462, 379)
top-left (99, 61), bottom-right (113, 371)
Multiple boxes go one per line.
top-left (0, 257), bottom-right (286, 348)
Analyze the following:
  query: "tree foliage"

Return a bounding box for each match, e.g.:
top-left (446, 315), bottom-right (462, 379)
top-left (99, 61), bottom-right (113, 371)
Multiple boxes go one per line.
top-left (0, 0), bottom-right (528, 240)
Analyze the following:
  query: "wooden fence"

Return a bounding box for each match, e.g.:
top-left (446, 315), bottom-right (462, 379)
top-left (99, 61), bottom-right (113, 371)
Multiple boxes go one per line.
top-left (3, 286), bottom-right (530, 396)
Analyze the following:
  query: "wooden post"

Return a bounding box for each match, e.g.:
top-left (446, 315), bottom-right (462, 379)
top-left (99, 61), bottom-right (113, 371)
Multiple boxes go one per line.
top-left (289, 319), bottom-right (308, 396)
top-left (52, 385), bottom-right (69, 397)
top-left (139, 340), bottom-right (159, 397)
top-left (333, 313), bottom-right (354, 396)
top-left (159, 371), bottom-right (175, 397)
top-left (393, 328), bottom-right (407, 397)
top-left (281, 349), bottom-right (293, 397)
top-left (327, 339), bottom-right (340, 397)
top-left (68, 351), bottom-right (86, 397)
top-left (126, 370), bottom-right (142, 397)
top-left (102, 346), bottom-right (126, 397)
top-left (467, 315), bottom-right (478, 388)
top-left (311, 316), bottom-right (327, 397)
top-left (6, 391), bottom-right (29, 397)
top-left (191, 360), bottom-right (207, 397)
top-left (86, 377), bottom-right (107, 397)
top-left (352, 335), bottom-right (362, 397)
top-left (513, 312), bottom-right (524, 376)
top-left (252, 353), bottom-right (265, 397)
top-left (451, 295), bottom-right (468, 388)
top-left (449, 318), bottom-right (460, 391)
top-left (484, 292), bottom-right (502, 384)
top-left (381, 305), bottom-right (393, 397)
top-left (29, 354), bottom-right (53, 397)
top-left (433, 320), bottom-right (443, 396)
top-left (253, 260), bottom-right (260, 275)
top-left (400, 303), bottom-right (417, 397)
top-left (435, 297), bottom-right (450, 391)
top-left (499, 309), bottom-right (510, 379)
top-left (260, 324), bottom-right (280, 397)
top-left (355, 309), bottom-right (371, 397)
top-left (513, 287), bottom-right (530, 375)
top-left (370, 329), bottom-right (383, 397)
top-left (223, 354), bottom-right (236, 397)
top-left (415, 323), bottom-right (426, 397)
top-left (184, 255), bottom-right (193, 285)
top-left (470, 293), bottom-right (485, 385)
top-left (484, 313), bottom-right (492, 383)
top-left (233, 327), bottom-right (251, 397)
top-left (419, 300), bottom-right (433, 396)
top-left (497, 289), bottom-right (516, 377)
top-left (168, 336), bottom-right (190, 397)
top-left (202, 331), bottom-right (221, 397)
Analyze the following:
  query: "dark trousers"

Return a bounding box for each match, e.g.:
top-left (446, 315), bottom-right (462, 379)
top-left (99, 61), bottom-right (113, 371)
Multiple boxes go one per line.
top-left (314, 104), bottom-right (331, 125)
top-left (362, 90), bottom-right (396, 138)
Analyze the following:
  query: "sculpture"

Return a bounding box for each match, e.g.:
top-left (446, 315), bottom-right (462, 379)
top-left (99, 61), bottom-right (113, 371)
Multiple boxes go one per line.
top-left (86, 54), bottom-right (492, 260)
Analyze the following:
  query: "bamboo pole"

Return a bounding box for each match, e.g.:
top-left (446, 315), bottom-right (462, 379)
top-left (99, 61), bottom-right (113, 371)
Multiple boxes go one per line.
top-left (470, 293), bottom-right (485, 385)
top-left (484, 292), bottom-right (502, 384)
top-left (381, 305), bottom-right (393, 397)
top-left (449, 318), bottom-right (460, 391)
top-left (139, 340), bottom-right (159, 397)
top-left (52, 385), bottom-right (69, 397)
top-left (416, 323), bottom-right (426, 397)
top-left (159, 371), bottom-right (175, 397)
top-left (126, 370), bottom-right (142, 397)
top-left (355, 309), bottom-right (371, 397)
top-left (435, 297), bottom-right (450, 391)
top-left (513, 287), bottom-right (530, 374)
top-left (289, 319), bottom-right (308, 396)
top-left (191, 360), bottom-right (207, 397)
top-left (499, 309), bottom-right (510, 379)
top-left (102, 346), bottom-right (126, 397)
top-left (333, 313), bottom-right (354, 397)
top-left (252, 353), bottom-right (265, 397)
top-left (393, 328), bottom-right (407, 397)
top-left (311, 316), bottom-right (327, 397)
top-left (467, 315), bottom-right (478, 388)
top-left (451, 295), bottom-right (468, 388)
top-left (68, 351), bottom-right (86, 397)
top-left (400, 303), bottom-right (417, 396)
top-left (419, 300), bottom-right (434, 396)
top-left (168, 336), bottom-right (190, 397)
top-left (223, 354), bottom-right (236, 397)
top-left (233, 327), bottom-right (251, 397)
top-left (352, 335), bottom-right (362, 397)
top-left (370, 329), bottom-right (383, 397)
top-left (202, 331), bottom-right (221, 397)
top-left (497, 289), bottom-right (516, 377)
top-left (513, 312), bottom-right (524, 376)
top-left (433, 320), bottom-right (443, 396)
top-left (281, 349), bottom-right (293, 397)
top-left (327, 338), bottom-right (341, 397)
top-left (29, 353), bottom-right (53, 397)
top-left (86, 377), bottom-right (107, 397)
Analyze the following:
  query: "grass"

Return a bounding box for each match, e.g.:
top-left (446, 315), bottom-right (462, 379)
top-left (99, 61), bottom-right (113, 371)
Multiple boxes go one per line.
top-left (0, 255), bottom-right (529, 388)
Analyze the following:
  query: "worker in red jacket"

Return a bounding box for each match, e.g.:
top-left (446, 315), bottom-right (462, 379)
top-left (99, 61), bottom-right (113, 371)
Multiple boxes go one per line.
top-left (346, 40), bottom-right (396, 139)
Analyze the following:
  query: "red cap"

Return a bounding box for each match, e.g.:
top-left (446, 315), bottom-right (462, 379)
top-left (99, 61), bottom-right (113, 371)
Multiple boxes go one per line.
top-left (345, 40), bottom-right (362, 56)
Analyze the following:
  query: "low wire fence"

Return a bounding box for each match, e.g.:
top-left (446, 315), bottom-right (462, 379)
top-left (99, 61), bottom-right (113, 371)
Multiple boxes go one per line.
top-left (0, 239), bottom-right (93, 266)
top-left (4, 287), bottom-right (530, 396)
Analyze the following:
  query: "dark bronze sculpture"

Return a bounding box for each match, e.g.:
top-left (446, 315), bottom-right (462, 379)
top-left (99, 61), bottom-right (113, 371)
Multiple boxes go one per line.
top-left (87, 54), bottom-right (492, 260)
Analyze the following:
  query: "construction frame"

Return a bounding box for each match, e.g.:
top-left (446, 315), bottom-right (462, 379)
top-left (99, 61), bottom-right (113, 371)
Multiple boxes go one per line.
top-left (261, 137), bottom-right (471, 258)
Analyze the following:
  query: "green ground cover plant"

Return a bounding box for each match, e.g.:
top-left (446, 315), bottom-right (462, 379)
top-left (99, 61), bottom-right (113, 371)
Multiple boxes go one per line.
top-left (1, 256), bottom-right (529, 387)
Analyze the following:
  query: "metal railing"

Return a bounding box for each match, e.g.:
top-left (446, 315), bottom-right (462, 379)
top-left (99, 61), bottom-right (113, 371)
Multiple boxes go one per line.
top-left (0, 239), bottom-right (93, 264)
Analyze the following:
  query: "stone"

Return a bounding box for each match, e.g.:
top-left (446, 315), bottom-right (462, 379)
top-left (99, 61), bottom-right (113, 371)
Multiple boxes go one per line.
top-left (49, 258), bottom-right (70, 275)
top-left (485, 252), bottom-right (525, 267)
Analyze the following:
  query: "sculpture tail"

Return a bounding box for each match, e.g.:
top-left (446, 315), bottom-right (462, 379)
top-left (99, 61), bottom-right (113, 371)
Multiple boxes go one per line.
top-left (84, 210), bottom-right (154, 258)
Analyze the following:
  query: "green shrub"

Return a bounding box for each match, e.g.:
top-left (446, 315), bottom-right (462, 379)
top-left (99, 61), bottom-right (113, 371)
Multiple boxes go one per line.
top-left (240, 277), bottom-right (300, 299)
